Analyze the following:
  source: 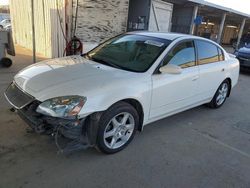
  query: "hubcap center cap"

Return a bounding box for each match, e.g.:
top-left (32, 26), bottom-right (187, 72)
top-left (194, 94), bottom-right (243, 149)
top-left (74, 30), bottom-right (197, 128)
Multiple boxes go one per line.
top-left (116, 126), bottom-right (127, 137)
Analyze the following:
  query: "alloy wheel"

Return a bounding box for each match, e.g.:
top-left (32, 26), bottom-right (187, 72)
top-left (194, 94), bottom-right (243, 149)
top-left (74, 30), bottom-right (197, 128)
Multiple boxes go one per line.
top-left (103, 112), bottom-right (135, 149)
top-left (216, 82), bottom-right (228, 106)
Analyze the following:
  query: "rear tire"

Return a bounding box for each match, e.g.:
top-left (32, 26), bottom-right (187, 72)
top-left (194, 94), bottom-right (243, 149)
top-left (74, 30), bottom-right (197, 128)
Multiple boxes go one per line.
top-left (208, 80), bottom-right (230, 108)
top-left (96, 102), bottom-right (139, 154)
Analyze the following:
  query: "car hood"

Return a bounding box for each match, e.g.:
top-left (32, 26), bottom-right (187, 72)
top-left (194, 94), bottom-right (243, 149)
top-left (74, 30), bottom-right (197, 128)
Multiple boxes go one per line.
top-left (14, 56), bottom-right (139, 100)
top-left (238, 46), bottom-right (250, 54)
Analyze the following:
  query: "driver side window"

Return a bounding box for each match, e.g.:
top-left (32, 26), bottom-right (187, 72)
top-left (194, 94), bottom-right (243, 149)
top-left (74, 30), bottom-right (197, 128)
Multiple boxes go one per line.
top-left (163, 41), bottom-right (196, 68)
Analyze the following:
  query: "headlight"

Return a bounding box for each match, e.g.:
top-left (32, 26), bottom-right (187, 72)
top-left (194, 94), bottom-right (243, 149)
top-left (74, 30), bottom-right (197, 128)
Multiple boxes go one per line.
top-left (36, 96), bottom-right (87, 118)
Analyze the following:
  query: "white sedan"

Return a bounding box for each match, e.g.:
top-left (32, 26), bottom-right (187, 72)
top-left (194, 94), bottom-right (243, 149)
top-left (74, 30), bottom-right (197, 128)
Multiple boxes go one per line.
top-left (5, 32), bottom-right (239, 154)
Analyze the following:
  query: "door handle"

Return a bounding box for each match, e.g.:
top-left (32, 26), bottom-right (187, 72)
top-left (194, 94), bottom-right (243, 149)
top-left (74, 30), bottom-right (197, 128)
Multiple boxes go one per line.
top-left (221, 68), bottom-right (225, 72)
top-left (192, 75), bottom-right (199, 81)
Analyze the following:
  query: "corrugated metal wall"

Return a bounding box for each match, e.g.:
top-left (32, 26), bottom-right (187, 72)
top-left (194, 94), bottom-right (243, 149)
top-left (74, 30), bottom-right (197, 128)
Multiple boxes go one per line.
top-left (9, 0), bottom-right (66, 58)
top-left (72, 0), bottom-right (129, 44)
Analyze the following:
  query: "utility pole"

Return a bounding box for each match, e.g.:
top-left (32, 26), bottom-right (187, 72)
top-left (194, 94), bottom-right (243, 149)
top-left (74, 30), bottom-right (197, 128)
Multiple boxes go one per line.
top-left (31, 0), bottom-right (36, 63)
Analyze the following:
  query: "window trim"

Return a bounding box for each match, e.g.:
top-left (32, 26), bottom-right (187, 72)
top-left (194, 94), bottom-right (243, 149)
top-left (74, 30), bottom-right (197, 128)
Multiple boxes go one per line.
top-left (217, 47), bottom-right (225, 61)
top-left (194, 39), bottom-right (225, 65)
top-left (153, 39), bottom-right (197, 74)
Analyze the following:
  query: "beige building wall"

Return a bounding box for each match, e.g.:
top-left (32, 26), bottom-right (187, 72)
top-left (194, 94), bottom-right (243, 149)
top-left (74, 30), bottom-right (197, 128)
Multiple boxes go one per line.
top-left (9, 0), bottom-right (130, 57)
top-left (72, 0), bottom-right (129, 51)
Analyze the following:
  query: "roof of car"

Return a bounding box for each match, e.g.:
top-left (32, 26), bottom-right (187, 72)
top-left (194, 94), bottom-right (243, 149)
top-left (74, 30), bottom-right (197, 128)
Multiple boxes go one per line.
top-left (126, 31), bottom-right (226, 52)
top-left (128, 31), bottom-right (198, 41)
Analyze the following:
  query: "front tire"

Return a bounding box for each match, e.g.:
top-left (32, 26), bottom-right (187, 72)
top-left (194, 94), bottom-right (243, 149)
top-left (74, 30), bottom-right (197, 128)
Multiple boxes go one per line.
top-left (96, 102), bottom-right (139, 154)
top-left (208, 80), bottom-right (230, 108)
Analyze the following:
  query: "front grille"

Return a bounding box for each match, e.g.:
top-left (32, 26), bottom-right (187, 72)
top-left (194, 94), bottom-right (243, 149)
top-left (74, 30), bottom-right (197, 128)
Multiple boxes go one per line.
top-left (4, 82), bottom-right (34, 109)
top-left (238, 52), bottom-right (250, 59)
top-left (238, 57), bottom-right (250, 66)
top-left (238, 56), bottom-right (250, 61)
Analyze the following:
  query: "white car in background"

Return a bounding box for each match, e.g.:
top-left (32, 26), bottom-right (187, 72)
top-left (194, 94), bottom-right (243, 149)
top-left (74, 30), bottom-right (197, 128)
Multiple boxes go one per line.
top-left (3, 23), bottom-right (11, 30)
top-left (0, 18), bottom-right (11, 29)
top-left (5, 32), bottom-right (239, 154)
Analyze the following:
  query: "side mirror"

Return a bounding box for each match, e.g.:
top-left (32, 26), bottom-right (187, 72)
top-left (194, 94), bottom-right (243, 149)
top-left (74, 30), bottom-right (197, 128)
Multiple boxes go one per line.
top-left (159, 64), bottom-right (182, 74)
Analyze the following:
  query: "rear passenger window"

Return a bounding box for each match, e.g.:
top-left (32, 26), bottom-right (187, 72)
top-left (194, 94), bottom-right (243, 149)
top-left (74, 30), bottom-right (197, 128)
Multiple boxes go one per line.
top-left (196, 40), bottom-right (220, 65)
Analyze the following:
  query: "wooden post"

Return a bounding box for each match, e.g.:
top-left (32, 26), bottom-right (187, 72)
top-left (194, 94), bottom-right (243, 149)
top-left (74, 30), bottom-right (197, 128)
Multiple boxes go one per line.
top-left (236, 18), bottom-right (246, 49)
top-left (190, 5), bottom-right (198, 35)
top-left (31, 0), bottom-right (36, 63)
top-left (217, 13), bottom-right (227, 44)
top-left (65, 0), bottom-right (73, 41)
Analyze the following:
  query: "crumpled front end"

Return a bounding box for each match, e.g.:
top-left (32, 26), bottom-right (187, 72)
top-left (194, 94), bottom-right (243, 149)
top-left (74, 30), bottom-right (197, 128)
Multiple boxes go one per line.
top-left (4, 82), bottom-right (98, 154)
top-left (18, 101), bottom-right (93, 153)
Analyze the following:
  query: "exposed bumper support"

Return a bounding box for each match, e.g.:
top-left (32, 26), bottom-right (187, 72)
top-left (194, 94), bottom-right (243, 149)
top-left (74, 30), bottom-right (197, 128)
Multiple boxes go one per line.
top-left (15, 102), bottom-right (101, 154)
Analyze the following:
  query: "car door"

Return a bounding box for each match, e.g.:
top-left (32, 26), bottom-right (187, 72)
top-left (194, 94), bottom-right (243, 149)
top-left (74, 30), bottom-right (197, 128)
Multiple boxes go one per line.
top-left (195, 40), bottom-right (227, 101)
top-left (150, 40), bottom-right (199, 119)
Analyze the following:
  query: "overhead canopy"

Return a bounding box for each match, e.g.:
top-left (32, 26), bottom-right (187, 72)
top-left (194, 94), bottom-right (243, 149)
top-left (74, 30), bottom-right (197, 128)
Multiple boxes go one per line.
top-left (188, 0), bottom-right (250, 18)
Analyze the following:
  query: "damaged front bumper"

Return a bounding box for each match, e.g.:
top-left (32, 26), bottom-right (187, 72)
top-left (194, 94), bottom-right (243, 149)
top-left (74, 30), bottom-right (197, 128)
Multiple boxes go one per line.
top-left (5, 82), bottom-right (101, 153)
top-left (14, 101), bottom-right (99, 154)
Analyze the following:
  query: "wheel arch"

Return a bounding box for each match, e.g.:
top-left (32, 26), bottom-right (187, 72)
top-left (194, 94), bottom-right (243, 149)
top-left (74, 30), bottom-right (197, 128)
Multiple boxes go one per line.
top-left (118, 98), bottom-right (144, 132)
top-left (85, 97), bottom-right (145, 146)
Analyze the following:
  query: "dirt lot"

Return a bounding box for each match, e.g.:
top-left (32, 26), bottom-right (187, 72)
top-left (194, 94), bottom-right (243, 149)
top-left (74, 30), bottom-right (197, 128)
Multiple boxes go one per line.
top-left (0, 46), bottom-right (250, 188)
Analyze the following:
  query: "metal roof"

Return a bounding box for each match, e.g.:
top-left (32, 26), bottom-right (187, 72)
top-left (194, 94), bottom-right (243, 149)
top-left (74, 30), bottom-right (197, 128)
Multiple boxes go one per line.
top-left (188, 0), bottom-right (250, 18)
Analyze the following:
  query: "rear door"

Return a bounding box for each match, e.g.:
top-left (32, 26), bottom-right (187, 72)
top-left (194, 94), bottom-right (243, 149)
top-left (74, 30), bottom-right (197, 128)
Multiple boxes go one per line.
top-left (195, 40), bottom-right (227, 101)
top-left (150, 40), bottom-right (199, 119)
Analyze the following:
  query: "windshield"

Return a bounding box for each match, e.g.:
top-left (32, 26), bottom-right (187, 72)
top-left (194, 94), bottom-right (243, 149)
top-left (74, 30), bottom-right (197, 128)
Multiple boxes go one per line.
top-left (84, 34), bottom-right (171, 72)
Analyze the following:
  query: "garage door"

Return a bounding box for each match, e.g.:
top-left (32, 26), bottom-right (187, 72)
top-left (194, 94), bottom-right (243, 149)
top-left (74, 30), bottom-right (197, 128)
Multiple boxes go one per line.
top-left (148, 0), bottom-right (173, 32)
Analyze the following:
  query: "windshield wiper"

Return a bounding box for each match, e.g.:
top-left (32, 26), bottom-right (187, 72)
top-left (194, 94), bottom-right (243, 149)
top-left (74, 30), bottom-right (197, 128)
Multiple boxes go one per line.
top-left (82, 54), bottom-right (120, 68)
top-left (83, 55), bottom-right (141, 72)
top-left (82, 53), bottom-right (90, 59)
top-left (90, 57), bottom-right (123, 69)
